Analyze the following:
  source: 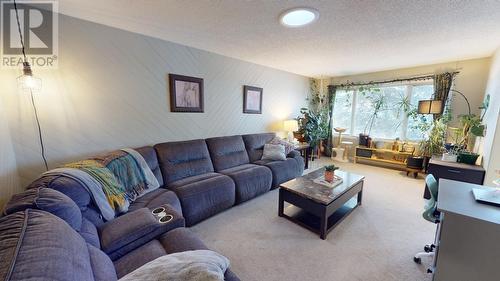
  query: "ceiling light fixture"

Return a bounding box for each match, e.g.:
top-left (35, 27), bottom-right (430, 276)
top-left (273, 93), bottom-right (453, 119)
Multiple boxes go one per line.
top-left (280, 7), bottom-right (319, 27)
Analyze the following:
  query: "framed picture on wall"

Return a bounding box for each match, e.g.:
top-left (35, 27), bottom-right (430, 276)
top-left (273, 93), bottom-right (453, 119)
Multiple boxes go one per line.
top-left (243, 85), bottom-right (263, 114)
top-left (169, 74), bottom-right (204, 112)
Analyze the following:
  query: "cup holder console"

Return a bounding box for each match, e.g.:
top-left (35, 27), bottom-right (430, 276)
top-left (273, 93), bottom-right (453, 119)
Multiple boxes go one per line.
top-left (152, 207), bottom-right (173, 224)
top-left (152, 207), bottom-right (165, 214)
top-left (159, 215), bottom-right (173, 223)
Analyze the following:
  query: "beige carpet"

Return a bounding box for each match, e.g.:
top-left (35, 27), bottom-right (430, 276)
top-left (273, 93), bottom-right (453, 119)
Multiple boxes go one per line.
top-left (191, 159), bottom-right (434, 281)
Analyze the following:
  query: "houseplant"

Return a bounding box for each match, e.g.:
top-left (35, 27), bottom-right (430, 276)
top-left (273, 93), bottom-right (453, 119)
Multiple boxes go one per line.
top-left (418, 119), bottom-right (447, 170)
top-left (324, 164), bottom-right (340, 183)
top-left (296, 107), bottom-right (330, 153)
top-left (455, 95), bottom-right (489, 164)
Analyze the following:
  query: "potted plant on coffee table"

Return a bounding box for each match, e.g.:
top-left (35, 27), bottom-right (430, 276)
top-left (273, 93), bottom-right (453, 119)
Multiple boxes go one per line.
top-left (324, 164), bottom-right (340, 183)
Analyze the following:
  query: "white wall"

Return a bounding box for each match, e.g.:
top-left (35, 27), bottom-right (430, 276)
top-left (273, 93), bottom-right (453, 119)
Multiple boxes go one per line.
top-left (0, 14), bottom-right (309, 194)
top-left (329, 58), bottom-right (491, 125)
top-left (481, 48), bottom-right (500, 186)
top-left (0, 104), bottom-right (19, 208)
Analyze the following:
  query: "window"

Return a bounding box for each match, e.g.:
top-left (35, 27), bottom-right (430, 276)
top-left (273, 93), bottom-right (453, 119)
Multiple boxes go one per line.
top-left (331, 82), bottom-right (434, 140)
top-left (331, 89), bottom-right (353, 131)
top-left (407, 85), bottom-right (434, 140)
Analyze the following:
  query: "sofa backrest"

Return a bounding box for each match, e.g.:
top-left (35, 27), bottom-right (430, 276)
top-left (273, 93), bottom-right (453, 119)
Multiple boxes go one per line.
top-left (0, 209), bottom-right (117, 281)
top-left (4, 187), bottom-right (103, 249)
top-left (27, 172), bottom-right (108, 227)
top-left (24, 146), bottom-right (162, 227)
top-left (242, 133), bottom-right (276, 162)
top-left (135, 146), bottom-right (163, 186)
top-left (3, 187), bottom-right (83, 231)
top-left (206, 135), bottom-right (250, 171)
top-left (154, 139), bottom-right (215, 185)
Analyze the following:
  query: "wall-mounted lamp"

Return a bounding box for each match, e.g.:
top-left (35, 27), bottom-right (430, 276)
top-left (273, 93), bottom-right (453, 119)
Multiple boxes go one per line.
top-left (417, 99), bottom-right (443, 114)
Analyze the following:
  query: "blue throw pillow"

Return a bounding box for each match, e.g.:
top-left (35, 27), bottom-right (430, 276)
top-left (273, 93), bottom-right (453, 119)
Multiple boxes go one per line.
top-left (3, 187), bottom-right (82, 231)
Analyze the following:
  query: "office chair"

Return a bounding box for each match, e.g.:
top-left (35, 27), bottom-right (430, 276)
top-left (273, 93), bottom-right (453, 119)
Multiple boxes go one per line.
top-left (413, 174), bottom-right (440, 273)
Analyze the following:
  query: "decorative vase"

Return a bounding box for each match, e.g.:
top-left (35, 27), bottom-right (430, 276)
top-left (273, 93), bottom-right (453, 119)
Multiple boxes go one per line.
top-left (325, 170), bottom-right (334, 183)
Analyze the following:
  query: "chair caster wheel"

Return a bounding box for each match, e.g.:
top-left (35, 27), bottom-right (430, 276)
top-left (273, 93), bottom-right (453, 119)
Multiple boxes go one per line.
top-left (424, 245), bottom-right (432, 252)
top-left (427, 268), bottom-right (433, 274)
top-left (413, 257), bottom-right (421, 264)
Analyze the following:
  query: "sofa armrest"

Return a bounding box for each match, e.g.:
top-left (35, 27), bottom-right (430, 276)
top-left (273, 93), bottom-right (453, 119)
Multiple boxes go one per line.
top-left (287, 150), bottom-right (301, 158)
top-left (288, 150), bottom-right (305, 175)
top-left (98, 205), bottom-right (185, 260)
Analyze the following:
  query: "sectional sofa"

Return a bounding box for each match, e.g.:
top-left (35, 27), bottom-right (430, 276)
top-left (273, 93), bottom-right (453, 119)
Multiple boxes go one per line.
top-left (0, 133), bottom-right (304, 280)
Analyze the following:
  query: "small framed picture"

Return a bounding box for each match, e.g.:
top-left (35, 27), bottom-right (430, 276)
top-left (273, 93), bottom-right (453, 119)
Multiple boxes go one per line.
top-left (243, 85), bottom-right (263, 114)
top-left (169, 74), bottom-right (204, 112)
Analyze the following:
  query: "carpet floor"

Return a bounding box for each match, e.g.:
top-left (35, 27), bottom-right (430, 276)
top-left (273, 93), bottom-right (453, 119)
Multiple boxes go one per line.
top-left (191, 159), bottom-right (435, 281)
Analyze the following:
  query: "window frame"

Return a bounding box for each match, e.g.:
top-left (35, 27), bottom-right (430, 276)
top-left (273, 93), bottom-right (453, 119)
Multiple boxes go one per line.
top-left (333, 80), bottom-right (434, 141)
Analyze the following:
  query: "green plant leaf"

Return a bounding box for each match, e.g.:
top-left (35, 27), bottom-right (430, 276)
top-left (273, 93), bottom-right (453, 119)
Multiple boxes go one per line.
top-left (470, 125), bottom-right (485, 137)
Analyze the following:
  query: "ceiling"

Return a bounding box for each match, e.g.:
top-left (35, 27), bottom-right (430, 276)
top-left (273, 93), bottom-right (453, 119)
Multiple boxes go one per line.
top-left (57, 0), bottom-right (500, 77)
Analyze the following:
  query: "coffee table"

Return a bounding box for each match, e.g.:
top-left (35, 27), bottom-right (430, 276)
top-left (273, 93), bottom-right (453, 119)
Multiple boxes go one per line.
top-left (279, 168), bottom-right (364, 239)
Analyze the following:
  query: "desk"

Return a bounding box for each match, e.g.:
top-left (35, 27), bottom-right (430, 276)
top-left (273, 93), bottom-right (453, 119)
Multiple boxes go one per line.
top-left (425, 158), bottom-right (485, 199)
top-left (433, 179), bottom-right (500, 281)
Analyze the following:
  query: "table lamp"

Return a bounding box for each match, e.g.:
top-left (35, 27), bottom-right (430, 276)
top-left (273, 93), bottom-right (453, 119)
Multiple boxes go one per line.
top-left (283, 120), bottom-right (299, 142)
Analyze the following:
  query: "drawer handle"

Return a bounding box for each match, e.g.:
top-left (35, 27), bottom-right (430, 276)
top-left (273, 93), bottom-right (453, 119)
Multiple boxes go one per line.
top-left (447, 169), bottom-right (462, 174)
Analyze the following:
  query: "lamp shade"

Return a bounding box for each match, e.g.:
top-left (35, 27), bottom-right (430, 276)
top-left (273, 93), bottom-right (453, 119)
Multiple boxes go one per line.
top-left (17, 62), bottom-right (41, 93)
top-left (418, 100), bottom-right (443, 114)
top-left (283, 119), bottom-right (299, 132)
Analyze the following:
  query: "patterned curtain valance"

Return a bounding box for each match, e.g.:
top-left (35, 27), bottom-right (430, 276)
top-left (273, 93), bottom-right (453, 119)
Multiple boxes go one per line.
top-left (433, 72), bottom-right (456, 119)
top-left (324, 85), bottom-right (337, 156)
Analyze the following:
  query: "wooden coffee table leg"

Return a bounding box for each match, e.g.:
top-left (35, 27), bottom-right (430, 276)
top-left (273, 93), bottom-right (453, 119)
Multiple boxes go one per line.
top-left (320, 212), bottom-right (327, 240)
top-left (357, 189), bottom-right (363, 206)
top-left (278, 189), bottom-right (284, 217)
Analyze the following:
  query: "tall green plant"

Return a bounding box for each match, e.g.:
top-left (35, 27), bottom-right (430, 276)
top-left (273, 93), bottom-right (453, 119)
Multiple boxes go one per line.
top-left (298, 79), bottom-right (331, 149)
top-left (419, 119), bottom-right (447, 157)
top-left (296, 107), bottom-right (329, 149)
top-left (457, 94), bottom-right (490, 150)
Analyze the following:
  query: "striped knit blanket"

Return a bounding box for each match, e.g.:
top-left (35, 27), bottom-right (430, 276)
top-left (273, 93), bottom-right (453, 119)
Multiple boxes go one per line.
top-left (90, 150), bottom-right (148, 202)
top-left (65, 150), bottom-right (148, 214)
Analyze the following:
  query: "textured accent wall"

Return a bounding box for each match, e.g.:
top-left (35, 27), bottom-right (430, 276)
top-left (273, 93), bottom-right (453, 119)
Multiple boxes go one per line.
top-left (0, 105), bottom-right (19, 208)
top-left (481, 48), bottom-right (500, 186)
top-left (0, 14), bottom-right (309, 193)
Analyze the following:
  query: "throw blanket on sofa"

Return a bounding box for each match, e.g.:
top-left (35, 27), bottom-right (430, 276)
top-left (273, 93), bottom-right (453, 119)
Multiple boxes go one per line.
top-left (90, 150), bottom-right (148, 202)
top-left (65, 160), bottom-right (130, 213)
top-left (121, 148), bottom-right (160, 193)
top-left (42, 168), bottom-right (116, 221)
top-left (119, 250), bottom-right (229, 281)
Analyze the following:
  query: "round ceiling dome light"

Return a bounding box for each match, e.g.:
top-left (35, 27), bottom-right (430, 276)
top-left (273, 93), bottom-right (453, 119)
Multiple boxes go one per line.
top-left (280, 8), bottom-right (319, 27)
